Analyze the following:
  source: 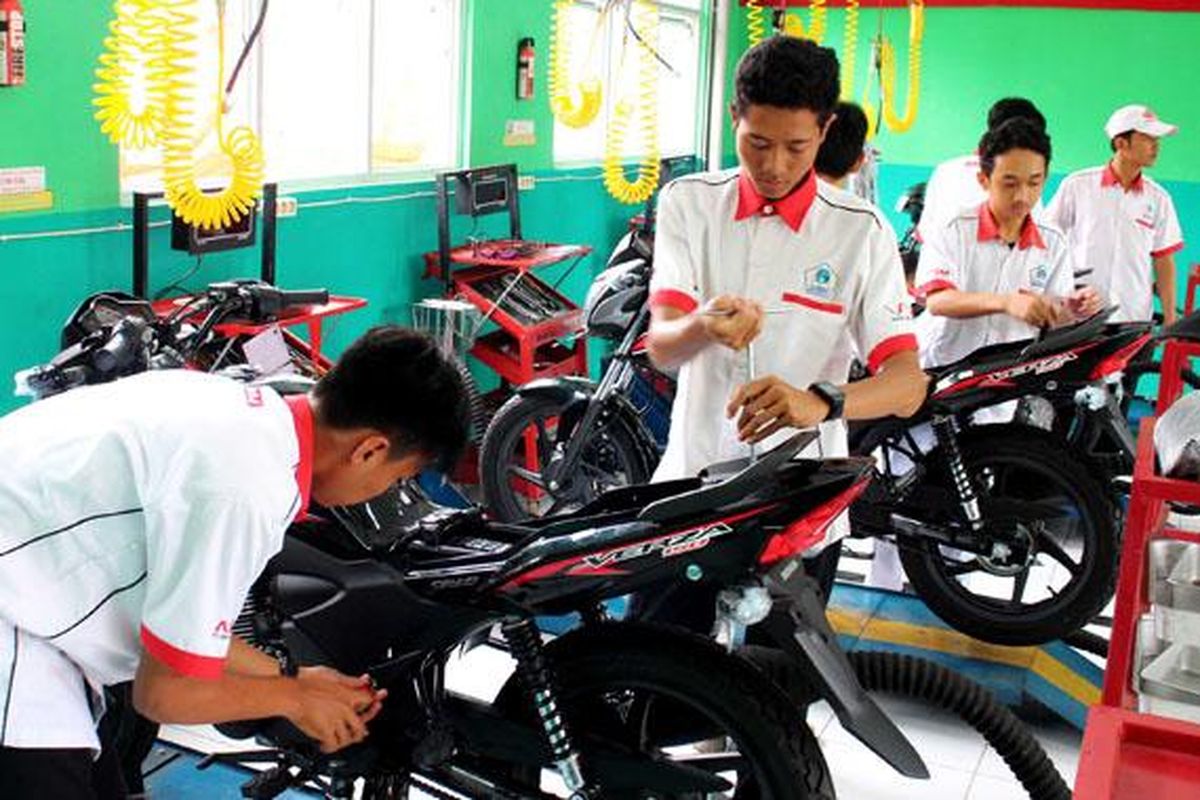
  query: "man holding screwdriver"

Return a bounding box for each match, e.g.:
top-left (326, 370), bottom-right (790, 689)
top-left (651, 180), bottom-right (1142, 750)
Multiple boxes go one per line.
top-left (647, 36), bottom-right (926, 505)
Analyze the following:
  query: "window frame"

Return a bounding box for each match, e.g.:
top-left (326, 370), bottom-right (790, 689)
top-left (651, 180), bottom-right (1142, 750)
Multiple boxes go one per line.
top-left (117, 0), bottom-right (467, 199)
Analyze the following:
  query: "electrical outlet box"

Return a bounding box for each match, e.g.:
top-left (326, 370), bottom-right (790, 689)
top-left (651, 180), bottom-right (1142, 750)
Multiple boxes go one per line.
top-left (275, 196), bottom-right (299, 217)
top-left (517, 175), bottom-right (535, 191)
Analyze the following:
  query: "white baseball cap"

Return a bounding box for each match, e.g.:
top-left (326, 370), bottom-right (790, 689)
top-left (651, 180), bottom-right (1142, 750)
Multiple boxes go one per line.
top-left (1104, 104), bottom-right (1179, 140)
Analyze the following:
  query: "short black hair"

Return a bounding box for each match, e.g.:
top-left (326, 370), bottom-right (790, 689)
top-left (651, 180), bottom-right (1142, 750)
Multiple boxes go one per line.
top-left (314, 325), bottom-right (468, 472)
top-left (986, 97), bottom-right (1046, 132)
top-left (815, 101), bottom-right (868, 181)
top-left (1111, 131), bottom-right (1134, 153)
top-left (978, 117), bottom-right (1052, 176)
top-left (733, 36), bottom-right (840, 120)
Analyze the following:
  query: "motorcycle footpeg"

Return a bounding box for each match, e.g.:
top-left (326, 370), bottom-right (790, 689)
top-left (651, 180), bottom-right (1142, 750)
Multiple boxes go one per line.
top-left (762, 565), bottom-right (930, 780)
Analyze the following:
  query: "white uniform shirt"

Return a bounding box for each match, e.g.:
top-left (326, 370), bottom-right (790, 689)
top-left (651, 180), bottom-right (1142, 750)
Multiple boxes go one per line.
top-left (1045, 164), bottom-right (1185, 322)
top-left (649, 168), bottom-right (917, 481)
top-left (0, 371), bottom-right (312, 749)
top-left (919, 153), bottom-right (1045, 240)
top-left (914, 204), bottom-right (1076, 368)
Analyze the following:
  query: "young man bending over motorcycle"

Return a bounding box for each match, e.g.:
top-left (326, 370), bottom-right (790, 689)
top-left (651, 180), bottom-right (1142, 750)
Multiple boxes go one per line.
top-left (647, 36), bottom-right (926, 481)
top-left (913, 117), bottom-right (1103, 370)
top-left (0, 326), bottom-right (468, 800)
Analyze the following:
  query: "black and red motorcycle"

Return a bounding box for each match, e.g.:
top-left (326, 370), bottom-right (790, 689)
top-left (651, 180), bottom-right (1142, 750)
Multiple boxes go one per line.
top-left (480, 230), bottom-right (1161, 645)
top-left (195, 433), bottom-right (931, 798)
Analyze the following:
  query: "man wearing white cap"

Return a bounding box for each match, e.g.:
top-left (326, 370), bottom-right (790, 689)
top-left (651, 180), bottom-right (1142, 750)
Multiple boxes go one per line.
top-left (1045, 105), bottom-right (1184, 324)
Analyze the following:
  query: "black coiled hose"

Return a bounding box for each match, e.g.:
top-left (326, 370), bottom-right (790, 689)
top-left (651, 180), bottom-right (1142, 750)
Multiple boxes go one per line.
top-left (848, 651), bottom-right (1071, 800)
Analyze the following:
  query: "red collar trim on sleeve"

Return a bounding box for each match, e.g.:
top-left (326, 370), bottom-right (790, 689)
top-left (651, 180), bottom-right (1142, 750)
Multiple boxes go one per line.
top-left (976, 203), bottom-right (1046, 251)
top-left (284, 394), bottom-right (315, 519)
top-left (734, 170), bottom-right (818, 232)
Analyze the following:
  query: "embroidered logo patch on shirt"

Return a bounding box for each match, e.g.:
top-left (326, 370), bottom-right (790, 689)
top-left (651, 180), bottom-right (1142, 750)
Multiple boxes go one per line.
top-left (1030, 263), bottom-right (1050, 290)
top-left (803, 263), bottom-right (839, 300)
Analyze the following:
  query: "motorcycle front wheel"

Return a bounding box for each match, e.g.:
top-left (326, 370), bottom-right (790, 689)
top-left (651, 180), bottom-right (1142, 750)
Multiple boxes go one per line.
top-left (494, 625), bottom-right (836, 799)
top-left (480, 392), bottom-right (651, 522)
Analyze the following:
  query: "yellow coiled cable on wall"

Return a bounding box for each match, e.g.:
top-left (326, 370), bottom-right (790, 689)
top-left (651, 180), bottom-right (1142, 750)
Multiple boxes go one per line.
top-left (93, 0), bottom-right (263, 228)
top-left (879, 0), bottom-right (923, 134)
top-left (549, 0), bottom-right (602, 129)
top-left (93, 0), bottom-right (168, 149)
top-left (747, 0), bottom-right (768, 46)
top-left (602, 0), bottom-right (660, 205)
top-left (783, 0), bottom-right (826, 44)
top-left (840, 0), bottom-right (860, 100)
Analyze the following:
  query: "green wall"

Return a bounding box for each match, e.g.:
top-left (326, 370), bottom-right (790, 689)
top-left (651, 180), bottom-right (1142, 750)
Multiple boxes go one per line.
top-left (722, 6), bottom-right (1200, 181)
top-left (0, 0), bottom-right (117, 211)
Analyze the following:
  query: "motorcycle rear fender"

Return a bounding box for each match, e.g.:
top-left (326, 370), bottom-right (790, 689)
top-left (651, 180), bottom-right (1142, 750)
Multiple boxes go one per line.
top-left (761, 560), bottom-right (930, 780)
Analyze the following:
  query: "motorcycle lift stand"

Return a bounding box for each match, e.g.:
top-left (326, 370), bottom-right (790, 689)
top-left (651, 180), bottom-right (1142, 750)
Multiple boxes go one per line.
top-left (826, 582), bottom-right (1104, 730)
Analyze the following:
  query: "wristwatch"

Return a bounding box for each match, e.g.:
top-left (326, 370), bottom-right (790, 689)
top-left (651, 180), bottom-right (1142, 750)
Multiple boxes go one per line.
top-left (807, 381), bottom-right (845, 422)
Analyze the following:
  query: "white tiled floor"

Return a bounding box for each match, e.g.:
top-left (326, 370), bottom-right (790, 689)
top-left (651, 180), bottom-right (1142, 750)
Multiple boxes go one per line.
top-left (808, 696), bottom-right (1081, 799)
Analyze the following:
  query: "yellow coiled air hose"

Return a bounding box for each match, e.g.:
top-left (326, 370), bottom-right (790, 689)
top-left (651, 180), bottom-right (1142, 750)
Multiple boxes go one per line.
top-left (93, 0), bottom-right (168, 149)
top-left (93, 0), bottom-right (264, 228)
top-left (602, 0), bottom-right (660, 206)
top-left (783, 0), bottom-right (826, 44)
top-left (549, 0), bottom-right (602, 129)
top-left (879, 0), bottom-right (924, 134)
top-left (840, 0), bottom-right (860, 100)
top-left (747, 0), bottom-right (768, 46)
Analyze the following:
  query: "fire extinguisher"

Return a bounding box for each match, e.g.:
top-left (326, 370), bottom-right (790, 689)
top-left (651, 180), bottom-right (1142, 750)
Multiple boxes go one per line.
top-left (516, 37), bottom-right (535, 100)
top-left (0, 0), bottom-right (25, 87)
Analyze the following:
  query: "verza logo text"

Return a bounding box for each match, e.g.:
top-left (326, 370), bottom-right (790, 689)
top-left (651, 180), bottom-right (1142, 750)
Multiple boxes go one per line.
top-left (981, 352), bottom-right (1078, 385)
top-left (583, 523), bottom-right (735, 569)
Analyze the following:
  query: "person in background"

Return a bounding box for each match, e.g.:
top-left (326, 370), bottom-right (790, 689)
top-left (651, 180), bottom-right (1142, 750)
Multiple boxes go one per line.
top-left (920, 97), bottom-right (1048, 239)
top-left (815, 100), bottom-right (870, 189)
top-left (1045, 104), bottom-right (1184, 325)
top-left (914, 118), bottom-right (1102, 370)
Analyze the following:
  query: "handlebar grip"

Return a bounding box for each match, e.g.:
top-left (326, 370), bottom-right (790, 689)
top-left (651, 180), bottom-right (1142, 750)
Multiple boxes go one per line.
top-left (93, 318), bottom-right (145, 373)
top-left (277, 289), bottom-right (330, 308)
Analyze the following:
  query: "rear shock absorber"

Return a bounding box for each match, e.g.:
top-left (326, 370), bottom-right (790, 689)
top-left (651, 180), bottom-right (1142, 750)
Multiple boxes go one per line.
top-left (501, 618), bottom-right (593, 797)
top-left (931, 415), bottom-right (983, 531)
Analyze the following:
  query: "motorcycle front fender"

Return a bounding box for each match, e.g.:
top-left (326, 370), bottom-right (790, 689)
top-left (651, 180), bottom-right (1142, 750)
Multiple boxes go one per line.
top-left (761, 561), bottom-right (930, 780)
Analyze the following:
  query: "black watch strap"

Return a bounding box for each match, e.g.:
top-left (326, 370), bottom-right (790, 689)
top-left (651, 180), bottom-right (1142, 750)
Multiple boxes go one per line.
top-left (807, 381), bottom-right (845, 421)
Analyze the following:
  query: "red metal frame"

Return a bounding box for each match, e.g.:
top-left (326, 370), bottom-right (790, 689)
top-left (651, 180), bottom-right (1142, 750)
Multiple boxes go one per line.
top-left (1078, 339), bottom-right (1200, 796)
top-left (738, 1), bottom-right (1200, 9)
top-left (150, 294), bottom-right (368, 373)
top-left (1075, 707), bottom-right (1200, 798)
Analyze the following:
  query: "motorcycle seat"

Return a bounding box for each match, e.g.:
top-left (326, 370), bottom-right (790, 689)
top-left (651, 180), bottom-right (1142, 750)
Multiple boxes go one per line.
top-left (637, 431), bottom-right (818, 523)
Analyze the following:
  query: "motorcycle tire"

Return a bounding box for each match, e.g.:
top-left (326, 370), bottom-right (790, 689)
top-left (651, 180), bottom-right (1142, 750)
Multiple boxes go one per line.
top-left (480, 392), bottom-right (651, 522)
top-left (895, 427), bottom-right (1118, 646)
top-left (495, 624), bottom-right (836, 799)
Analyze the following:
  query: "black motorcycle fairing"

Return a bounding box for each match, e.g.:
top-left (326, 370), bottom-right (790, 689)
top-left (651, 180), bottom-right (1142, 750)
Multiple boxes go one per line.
top-left (924, 322), bottom-right (1153, 416)
top-left (259, 533), bottom-right (502, 676)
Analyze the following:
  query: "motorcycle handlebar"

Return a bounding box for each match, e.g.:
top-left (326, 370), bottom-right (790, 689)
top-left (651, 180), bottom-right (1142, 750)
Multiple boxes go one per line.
top-left (93, 317), bottom-right (147, 373)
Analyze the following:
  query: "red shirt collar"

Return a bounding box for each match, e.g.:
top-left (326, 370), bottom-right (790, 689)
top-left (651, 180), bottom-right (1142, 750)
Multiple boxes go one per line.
top-left (284, 394), bottom-right (315, 519)
top-left (976, 203), bottom-right (1046, 251)
top-left (734, 170), bottom-right (818, 232)
top-left (1101, 162), bottom-right (1145, 194)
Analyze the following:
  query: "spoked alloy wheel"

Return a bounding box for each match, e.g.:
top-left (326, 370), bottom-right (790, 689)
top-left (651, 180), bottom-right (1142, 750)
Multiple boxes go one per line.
top-left (495, 629), bottom-right (835, 799)
top-left (897, 430), bottom-right (1117, 646)
top-left (480, 394), bottom-right (649, 522)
